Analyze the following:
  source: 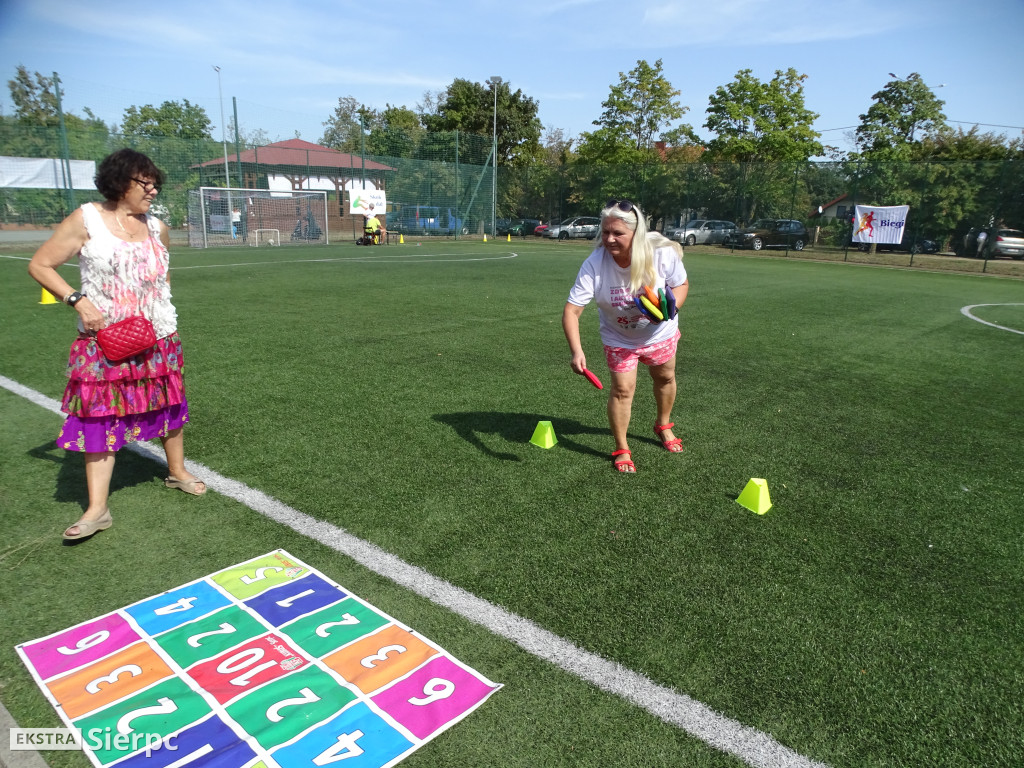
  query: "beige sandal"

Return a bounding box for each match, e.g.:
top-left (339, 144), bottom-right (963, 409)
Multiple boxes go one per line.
top-left (63, 510), bottom-right (113, 542)
top-left (165, 476), bottom-right (207, 495)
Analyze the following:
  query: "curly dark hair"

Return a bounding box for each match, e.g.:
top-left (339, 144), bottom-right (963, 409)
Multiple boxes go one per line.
top-left (93, 149), bottom-right (166, 202)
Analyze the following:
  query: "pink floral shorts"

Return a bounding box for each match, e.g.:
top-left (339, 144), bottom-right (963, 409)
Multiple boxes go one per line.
top-left (604, 330), bottom-right (681, 373)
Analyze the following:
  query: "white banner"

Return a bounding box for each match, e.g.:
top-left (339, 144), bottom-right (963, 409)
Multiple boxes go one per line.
top-left (0, 156), bottom-right (97, 189)
top-left (348, 187), bottom-right (386, 216)
top-left (852, 205), bottom-right (909, 245)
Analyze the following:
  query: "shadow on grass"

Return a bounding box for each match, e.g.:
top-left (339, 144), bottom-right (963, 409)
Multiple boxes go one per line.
top-left (27, 441), bottom-right (166, 507)
top-left (433, 411), bottom-right (631, 461)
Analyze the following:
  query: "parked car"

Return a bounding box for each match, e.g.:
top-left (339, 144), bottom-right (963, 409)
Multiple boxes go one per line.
top-left (962, 226), bottom-right (1024, 259)
top-left (664, 219), bottom-right (736, 246)
top-left (857, 232), bottom-right (939, 255)
top-left (390, 205), bottom-right (467, 236)
top-left (545, 216), bottom-right (600, 240)
top-left (534, 223), bottom-right (549, 236)
top-left (990, 228), bottom-right (1024, 259)
top-left (731, 219), bottom-right (809, 251)
top-left (502, 218), bottom-right (541, 237)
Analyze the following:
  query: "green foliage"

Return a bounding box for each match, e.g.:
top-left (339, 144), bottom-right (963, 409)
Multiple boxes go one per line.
top-left (120, 100), bottom-right (212, 140)
top-left (7, 66), bottom-right (61, 125)
top-left (572, 59), bottom-right (699, 223)
top-left (854, 73), bottom-right (946, 160)
top-left (319, 96), bottom-right (368, 153)
top-left (578, 59), bottom-right (696, 164)
top-left (701, 69), bottom-right (822, 223)
top-left (704, 68), bottom-right (822, 163)
top-left (422, 78), bottom-right (542, 168)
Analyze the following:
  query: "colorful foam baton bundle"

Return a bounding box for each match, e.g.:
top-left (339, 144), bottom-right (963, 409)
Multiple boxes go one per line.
top-left (635, 285), bottom-right (680, 323)
top-left (665, 284), bottom-right (677, 319)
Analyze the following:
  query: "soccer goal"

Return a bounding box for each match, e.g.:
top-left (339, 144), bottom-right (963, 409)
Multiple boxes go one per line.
top-left (187, 188), bottom-right (329, 248)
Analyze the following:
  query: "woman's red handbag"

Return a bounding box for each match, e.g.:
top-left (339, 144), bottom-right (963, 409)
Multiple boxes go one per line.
top-left (96, 316), bottom-right (157, 362)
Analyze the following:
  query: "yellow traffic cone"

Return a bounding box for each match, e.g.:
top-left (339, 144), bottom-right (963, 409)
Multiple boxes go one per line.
top-left (483, 234), bottom-right (488, 242)
top-left (39, 288), bottom-right (59, 305)
top-left (736, 478), bottom-right (772, 514)
top-left (507, 233), bottom-right (511, 242)
top-left (530, 421), bottom-right (557, 449)
top-left (399, 234), bottom-right (404, 244)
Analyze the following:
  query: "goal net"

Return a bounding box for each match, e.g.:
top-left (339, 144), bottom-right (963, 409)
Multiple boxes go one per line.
top-left (187, 188), bottom-right (329, 248)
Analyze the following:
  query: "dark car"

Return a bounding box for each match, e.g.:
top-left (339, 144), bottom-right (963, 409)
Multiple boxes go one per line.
top-left (494, 218), bottom-right (515, 235)
top-left (731, 219), bottom-right (809, 251)
top-left (857, 232), bottom-right (938, 255)
top-left (504, 218), bottom-right (541, 237)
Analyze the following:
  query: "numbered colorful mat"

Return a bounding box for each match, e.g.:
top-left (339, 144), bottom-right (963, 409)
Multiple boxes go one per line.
top-left (16, 550), bottom-right (501, 768)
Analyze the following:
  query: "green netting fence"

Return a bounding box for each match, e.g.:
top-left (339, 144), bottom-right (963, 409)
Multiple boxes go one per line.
top-left (2, 123), bottom-right (1022, 255)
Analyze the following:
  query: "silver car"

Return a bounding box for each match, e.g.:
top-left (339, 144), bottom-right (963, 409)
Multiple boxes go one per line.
top-left (989, 228), bottom-right (1024, 259)
top-left (664, 219), bottom-right (736, 246)
top-left (545, 216), bottom-right (600, 240)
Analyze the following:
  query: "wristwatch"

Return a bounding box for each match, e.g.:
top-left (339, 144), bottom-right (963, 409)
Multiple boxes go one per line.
top-left (66, 291), bottom-right (85, 307)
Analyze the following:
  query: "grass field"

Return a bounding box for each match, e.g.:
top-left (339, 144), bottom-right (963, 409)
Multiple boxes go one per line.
top-left (1, 239), bottom-right (1023, 767)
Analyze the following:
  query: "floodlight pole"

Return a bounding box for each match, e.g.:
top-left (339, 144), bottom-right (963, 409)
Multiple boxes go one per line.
top-left (487, 76), bottom-right (502, 238)
top-left (213, 66), bottom-right (231, 189)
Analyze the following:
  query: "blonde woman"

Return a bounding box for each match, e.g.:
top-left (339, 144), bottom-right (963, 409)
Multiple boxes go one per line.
top-left (562, 199), bottom-right (689, 472)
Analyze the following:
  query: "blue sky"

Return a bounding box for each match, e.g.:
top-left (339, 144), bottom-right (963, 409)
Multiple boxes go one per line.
top-left (1, 0), bottom-right (1022, 154)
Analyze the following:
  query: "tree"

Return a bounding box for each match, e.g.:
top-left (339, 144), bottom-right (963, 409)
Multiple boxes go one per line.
top-left (320, 96), bottom-right (375, 153)
top-left (367, 105), bottom-right (424, 159)
top-left (3, 66), bottom-right (110, 222)
top-left (577, 59), bottom-right (696, 165)
top-left (700, 69), bottom-right (823, 224)
top-left (421, 78), bottom-right (542, 167)
top-left (849, 74), bottom-right (949, 245)
top-left (574, 59), bottom-right (698, 222)
top-left (704, 68), bottom-right (822, 163)
top-left (854, 73), bottom-right (946, 159)
top-left (120, 100), bottom-right (212, 140)
top-left (7, 66), bottom-right (61, 125)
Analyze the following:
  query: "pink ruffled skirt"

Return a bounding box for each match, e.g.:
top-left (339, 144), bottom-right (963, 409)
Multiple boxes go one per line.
top-left (57, 332), bottom-right (190, 453)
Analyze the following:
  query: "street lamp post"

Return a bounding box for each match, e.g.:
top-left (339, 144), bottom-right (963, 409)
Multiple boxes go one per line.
top-left (212, 66), bottom-right (231, 189)
top-left (487, 76), bottom-right (502, 238)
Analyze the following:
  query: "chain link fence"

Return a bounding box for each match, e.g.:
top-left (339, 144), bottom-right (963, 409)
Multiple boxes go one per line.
top-left (2, 124), bottom-right (1022, 266)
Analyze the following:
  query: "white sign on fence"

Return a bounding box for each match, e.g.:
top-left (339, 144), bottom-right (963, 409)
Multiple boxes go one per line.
top-left (852, 205), bottom-right (910, 245)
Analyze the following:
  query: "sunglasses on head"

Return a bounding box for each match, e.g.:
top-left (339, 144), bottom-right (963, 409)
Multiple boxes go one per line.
top-left (606, 198), bottom-right (634, 213)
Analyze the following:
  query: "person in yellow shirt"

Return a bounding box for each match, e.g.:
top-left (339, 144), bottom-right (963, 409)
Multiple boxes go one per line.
top-left (364, 205), bottom-right (384, 244)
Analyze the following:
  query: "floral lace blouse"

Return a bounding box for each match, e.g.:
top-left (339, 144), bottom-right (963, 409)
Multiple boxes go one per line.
top-left (78, 202), bottom-right (177, 339)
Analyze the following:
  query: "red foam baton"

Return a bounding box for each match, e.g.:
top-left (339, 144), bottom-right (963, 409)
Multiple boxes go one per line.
top-left (583, 368), bottom-right (603, 389)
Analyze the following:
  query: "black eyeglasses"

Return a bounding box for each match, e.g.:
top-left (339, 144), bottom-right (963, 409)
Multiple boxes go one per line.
top-left (606, 198), bottom-right (634, 213)
top-left (132, 178), bottom-right (160, 193)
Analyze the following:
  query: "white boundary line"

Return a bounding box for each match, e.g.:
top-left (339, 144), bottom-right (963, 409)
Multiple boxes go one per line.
top-left (173, 251), bottom-right (519, 270)
top-left (0, 373), bottom-right (827, 768)
top-left (960, 303), bottom-right (1024, 336)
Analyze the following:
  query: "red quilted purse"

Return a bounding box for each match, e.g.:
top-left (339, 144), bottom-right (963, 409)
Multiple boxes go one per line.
top-left (96, 316), bottom-right (157, 362)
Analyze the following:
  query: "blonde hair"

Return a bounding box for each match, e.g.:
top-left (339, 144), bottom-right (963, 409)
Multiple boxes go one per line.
top-left (602, 201), bottom-right (657, 294)
top-left (647, 231), bottom-right (684, 260)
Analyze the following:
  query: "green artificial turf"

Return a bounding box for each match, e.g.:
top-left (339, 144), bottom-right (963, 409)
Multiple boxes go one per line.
top-left (1, 240), bottom-right (1022, 767)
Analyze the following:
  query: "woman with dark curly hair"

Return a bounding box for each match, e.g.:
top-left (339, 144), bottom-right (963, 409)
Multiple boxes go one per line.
top-left (29, 148), bottom-right (205, 543)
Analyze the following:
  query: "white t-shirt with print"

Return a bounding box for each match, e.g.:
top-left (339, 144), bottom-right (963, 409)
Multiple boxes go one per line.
top-left (567, 245), bottom-right (687, 349)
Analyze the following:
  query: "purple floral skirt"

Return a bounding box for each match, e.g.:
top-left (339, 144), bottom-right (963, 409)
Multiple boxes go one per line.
top-left (57, 332), bottom-right (190, 453)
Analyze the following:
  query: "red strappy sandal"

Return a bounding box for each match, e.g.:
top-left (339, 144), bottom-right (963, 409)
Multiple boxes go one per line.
top-left (611, 449), bottom-right (636, 473)
top-left (654, 422), bottom-right (683, 453)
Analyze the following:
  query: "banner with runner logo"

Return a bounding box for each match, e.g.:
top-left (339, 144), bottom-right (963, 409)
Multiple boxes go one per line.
top-left (16, 550), bottom-right (501, 768)
top-left (852, 205), bottom-right (910, 245)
